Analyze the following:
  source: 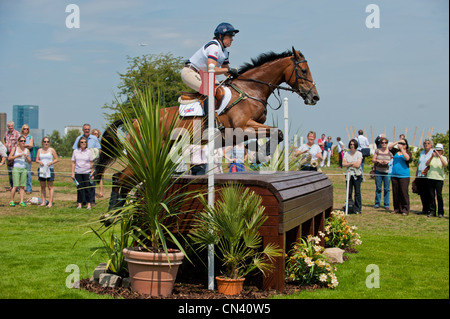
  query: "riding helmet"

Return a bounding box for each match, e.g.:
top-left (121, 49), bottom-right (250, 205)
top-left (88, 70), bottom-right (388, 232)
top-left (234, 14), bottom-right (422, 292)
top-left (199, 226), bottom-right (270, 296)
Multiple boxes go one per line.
top-left (214, 23), bottom-right (239, 37)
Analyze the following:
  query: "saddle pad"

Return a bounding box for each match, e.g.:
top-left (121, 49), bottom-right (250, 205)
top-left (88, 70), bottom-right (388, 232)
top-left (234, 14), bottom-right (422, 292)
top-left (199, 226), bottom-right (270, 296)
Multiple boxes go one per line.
top-left (179, 102), bottom-right (204, 116)
top-left (178, 86), bottom-right (231, 117)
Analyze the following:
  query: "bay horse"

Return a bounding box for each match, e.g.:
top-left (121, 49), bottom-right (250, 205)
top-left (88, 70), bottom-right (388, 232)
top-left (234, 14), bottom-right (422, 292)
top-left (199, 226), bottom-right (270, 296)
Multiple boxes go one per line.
top-left (95, 47), bottom-right (319, 210)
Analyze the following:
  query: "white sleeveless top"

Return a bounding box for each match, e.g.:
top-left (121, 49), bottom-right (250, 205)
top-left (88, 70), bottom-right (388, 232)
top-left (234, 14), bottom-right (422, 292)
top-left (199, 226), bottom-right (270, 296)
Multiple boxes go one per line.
top-left (13, 148), bottom-right (29, 169)
top-left (38, 149), bottom-right (54, 168)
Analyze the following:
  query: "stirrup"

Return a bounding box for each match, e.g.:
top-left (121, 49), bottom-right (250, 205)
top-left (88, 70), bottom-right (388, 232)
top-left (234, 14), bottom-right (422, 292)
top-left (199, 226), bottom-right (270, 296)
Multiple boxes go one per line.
top-left (216, 122), bottom-right (225, 130)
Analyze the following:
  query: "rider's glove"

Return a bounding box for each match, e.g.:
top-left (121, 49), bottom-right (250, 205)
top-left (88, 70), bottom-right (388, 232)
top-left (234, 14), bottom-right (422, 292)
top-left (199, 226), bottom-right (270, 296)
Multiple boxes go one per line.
top-left (227, 67), bottom-right (239, 78)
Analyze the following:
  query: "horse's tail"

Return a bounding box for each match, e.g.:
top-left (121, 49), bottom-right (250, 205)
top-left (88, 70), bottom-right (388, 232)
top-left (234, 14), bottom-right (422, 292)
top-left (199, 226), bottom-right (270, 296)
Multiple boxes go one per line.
top-left (93, 119), bottom-right (124, 183)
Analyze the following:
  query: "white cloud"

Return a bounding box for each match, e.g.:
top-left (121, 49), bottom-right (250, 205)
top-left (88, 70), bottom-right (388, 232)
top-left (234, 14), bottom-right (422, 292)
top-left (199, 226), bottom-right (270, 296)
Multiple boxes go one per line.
top-left (34, 48), bottom-right (68, 61)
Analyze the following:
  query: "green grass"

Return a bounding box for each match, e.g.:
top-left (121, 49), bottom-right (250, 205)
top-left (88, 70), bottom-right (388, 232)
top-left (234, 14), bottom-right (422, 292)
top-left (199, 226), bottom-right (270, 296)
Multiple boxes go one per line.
top-left (275, 216), bottom-right (449, 299)
top-left (0, 203), bottom-right (112, 299)
top-left (273, 166), bottom-right (449, 299)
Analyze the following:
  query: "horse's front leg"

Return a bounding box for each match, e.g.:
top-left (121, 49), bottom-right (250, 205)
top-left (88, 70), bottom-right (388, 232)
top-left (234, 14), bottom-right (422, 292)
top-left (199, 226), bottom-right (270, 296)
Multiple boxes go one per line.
top-left (243, 120), bottom-right (283, 157)
top-left (108, 165), bottom-right (134, 211)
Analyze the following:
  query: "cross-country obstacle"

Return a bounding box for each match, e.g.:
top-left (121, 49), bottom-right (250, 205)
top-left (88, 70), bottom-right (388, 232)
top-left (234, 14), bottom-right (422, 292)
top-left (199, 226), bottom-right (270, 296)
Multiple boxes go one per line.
top-left (168, 170), bottom-right (333, 291)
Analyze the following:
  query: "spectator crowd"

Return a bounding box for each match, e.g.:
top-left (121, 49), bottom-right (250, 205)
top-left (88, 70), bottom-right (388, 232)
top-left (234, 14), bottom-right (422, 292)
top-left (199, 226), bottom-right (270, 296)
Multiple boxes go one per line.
top-left (1, 122), bottom-right (448, 218)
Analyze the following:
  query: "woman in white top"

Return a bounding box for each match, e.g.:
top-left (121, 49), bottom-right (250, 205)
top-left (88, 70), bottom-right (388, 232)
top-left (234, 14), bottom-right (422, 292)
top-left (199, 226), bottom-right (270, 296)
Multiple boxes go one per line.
top-left (36, 137), bottom-right (59, 208)
top-left (343, 139), bottom-right (363, 214)
top-left (20, 124), bottom-right (34, 194)
top-left (8, 135), bottom-right (31, 207)
top-left (425, 143), bottom-right (448, 218)
top-left (0, 141), bottom-right (7, 166)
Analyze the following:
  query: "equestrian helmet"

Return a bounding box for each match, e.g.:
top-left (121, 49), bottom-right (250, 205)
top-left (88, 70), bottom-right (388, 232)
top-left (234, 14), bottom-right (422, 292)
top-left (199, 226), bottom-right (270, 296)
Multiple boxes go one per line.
top-left (214, 23), bottom-right (239, 37)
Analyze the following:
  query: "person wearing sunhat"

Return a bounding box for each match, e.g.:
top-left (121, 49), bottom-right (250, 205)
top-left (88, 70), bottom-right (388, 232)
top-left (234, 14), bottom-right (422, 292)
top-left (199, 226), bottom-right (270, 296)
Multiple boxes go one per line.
top-left (425, 143), bottom-right (448, 218)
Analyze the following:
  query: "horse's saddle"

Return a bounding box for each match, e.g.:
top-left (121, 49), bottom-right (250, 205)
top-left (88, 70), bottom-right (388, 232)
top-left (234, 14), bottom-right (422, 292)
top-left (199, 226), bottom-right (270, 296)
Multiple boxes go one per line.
top-left (178, 86), bottom-right (231, 117)
top-left (178, 86), bottom-right (225, 107)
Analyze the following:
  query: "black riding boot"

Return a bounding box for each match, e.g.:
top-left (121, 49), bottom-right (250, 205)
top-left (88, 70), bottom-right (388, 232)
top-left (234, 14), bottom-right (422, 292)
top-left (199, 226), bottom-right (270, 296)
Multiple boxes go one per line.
top-left (203, 99), bottom-right (224, 130)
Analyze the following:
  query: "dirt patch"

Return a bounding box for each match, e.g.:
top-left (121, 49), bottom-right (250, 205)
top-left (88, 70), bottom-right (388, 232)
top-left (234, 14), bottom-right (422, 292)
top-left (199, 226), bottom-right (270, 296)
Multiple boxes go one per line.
top-left (79, 278), bottom-right (321, 299)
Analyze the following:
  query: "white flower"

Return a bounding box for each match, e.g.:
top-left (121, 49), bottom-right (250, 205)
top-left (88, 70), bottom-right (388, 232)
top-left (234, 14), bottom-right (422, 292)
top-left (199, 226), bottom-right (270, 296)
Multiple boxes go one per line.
top-left (314, 245), bottom-right (323, 253)
top-left (319, 273), bottom-right (328, 282)
top-left (328, 273), bottom-right (339, 288)
top-left (304, 257), bottom-right (314, 267)
top-left (316, 260), bottom-right (326, 267)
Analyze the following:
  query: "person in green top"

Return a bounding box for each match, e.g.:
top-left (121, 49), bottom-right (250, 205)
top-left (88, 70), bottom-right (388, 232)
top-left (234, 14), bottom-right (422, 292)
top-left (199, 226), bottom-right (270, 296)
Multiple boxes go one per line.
top-left (425, 143), bottom-right (448, 218)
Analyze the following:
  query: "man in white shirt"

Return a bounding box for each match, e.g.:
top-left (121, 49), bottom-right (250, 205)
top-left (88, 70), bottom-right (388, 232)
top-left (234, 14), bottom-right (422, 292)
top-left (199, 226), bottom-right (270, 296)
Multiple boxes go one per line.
top-left (357, 129), bottom-right (370, 171)
top-left (295, 131), bottom-right (323, 171)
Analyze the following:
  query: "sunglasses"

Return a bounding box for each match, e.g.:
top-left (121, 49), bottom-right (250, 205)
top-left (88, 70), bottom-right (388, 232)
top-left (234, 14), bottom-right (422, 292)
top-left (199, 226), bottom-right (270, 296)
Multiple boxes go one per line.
top-left (381, 142), bottom-right (388, 144)
top-left (19, 140), bottom-right (26, 142)
top-left (23, 128), bottom-right (29, 131)
top-left (398, 142), bottom-right (406, 145)
top-left (43, 141), bottom-right (50, 144)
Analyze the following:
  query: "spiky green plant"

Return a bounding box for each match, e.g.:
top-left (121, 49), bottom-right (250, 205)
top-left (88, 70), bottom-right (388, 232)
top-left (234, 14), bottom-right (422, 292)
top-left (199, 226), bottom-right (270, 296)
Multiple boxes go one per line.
top-left (100, 86), bottom-right (193, 260)
top-left (189, 183), bottom-right (282, 279)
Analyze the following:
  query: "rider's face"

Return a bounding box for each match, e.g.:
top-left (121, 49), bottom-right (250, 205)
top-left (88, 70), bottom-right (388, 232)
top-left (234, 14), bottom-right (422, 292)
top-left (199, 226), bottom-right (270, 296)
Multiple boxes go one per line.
top-left (222, 35), bottom-right (234, 47)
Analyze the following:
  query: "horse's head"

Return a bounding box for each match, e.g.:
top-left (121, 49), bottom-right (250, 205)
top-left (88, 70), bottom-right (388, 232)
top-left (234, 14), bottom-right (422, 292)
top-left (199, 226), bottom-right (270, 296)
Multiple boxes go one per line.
top-left (286, 47), bottom-right (320, 105)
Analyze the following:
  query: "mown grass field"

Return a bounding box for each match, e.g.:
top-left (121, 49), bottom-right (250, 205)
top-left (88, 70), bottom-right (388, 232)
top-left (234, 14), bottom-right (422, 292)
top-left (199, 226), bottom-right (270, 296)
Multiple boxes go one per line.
top-left (0, 159), bottom-right (448, 299)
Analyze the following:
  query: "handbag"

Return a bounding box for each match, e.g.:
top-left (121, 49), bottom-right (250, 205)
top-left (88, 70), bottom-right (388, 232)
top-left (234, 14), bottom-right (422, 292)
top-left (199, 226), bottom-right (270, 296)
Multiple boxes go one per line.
top-left (370, 166), bottom-right (375, 179)
top-left (411, 178), bottom-right (419, 194)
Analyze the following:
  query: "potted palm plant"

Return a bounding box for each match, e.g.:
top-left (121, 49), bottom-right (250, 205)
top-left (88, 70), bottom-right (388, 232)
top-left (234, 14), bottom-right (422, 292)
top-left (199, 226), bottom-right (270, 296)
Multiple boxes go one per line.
top-left (189, 183), bottom-right (282, 295)
top-left (101, 87), bottom-right (193, 297)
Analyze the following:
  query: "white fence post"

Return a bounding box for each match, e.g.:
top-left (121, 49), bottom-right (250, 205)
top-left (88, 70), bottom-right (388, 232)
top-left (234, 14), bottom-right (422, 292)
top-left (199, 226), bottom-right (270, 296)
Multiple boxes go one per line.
top-left (345, 172), bottom-right (350, 215)
top-left (207, 63), bottom-right (215, 290)
top-left (284, 97), bottom-right (289, 172)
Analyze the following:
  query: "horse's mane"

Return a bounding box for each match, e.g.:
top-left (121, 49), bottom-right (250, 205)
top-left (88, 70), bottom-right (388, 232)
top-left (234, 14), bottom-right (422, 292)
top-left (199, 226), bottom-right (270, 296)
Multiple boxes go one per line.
top-left (238, 50), bottom-right (302, 74)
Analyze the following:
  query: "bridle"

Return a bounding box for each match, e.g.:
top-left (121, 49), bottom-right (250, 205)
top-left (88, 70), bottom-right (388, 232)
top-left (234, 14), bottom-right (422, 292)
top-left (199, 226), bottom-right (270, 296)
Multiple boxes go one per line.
top-left (286, 56), bottom-right (317, 100)
top-left (228, 54), bottom-right (316, 110)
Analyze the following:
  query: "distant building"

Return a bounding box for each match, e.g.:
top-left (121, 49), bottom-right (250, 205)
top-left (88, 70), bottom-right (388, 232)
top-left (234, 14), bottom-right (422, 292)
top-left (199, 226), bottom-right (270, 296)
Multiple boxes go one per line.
top-left (65, 126), bottom-right (83, 135)
top-left (30, 129), bottom-right (45, 146)
top-left (12, 105), bottom-right (46, 148)
top-left (0, 113), bottom-right (6, 137)
top-left (13, 105), bottom-right (39, 129)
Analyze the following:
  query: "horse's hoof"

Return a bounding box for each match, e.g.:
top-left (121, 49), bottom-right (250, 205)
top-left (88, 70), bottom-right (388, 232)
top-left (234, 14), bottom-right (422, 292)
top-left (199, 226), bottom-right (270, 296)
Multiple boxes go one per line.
top-left (277, 130), bottom-right (284, 142)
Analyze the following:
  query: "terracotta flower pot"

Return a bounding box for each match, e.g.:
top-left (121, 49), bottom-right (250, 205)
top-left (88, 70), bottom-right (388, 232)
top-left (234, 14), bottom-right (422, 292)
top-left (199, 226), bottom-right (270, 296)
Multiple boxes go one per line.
top-left (123, 247), bottom-right (184, 297)
top-left (216, 276), bottom-right (245, 295)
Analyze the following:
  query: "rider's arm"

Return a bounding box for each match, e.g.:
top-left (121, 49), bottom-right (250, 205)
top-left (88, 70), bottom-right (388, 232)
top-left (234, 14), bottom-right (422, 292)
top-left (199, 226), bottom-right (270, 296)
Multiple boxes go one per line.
top-left (207, 58), bottom-right (229, 75)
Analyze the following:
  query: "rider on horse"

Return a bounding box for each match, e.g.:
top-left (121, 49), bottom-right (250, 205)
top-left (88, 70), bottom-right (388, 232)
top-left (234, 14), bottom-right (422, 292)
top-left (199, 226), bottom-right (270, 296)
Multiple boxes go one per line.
top-left (181, 23), bottom-right (240, 126)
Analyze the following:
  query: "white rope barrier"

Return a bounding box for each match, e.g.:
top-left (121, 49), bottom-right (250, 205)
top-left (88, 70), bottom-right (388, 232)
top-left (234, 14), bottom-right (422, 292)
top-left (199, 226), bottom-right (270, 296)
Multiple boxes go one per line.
top-left (0, 168), bottom-right (448, 180)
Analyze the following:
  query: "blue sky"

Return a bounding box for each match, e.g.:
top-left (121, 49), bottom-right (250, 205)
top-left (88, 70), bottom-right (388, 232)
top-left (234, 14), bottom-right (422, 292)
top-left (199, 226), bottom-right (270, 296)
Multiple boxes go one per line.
top-left (0, 0), bottom-right (448, 145)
